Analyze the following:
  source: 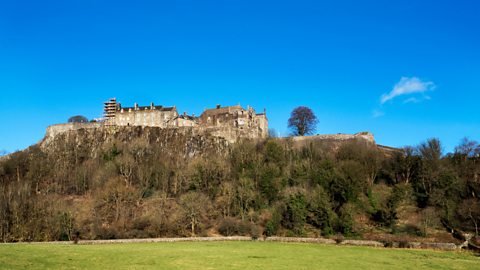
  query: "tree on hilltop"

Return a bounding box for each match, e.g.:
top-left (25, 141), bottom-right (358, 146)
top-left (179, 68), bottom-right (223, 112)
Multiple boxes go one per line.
top-left (68, 115), bottom-right (89, 123)
top-left (288, 106), bottom-right (318, 136)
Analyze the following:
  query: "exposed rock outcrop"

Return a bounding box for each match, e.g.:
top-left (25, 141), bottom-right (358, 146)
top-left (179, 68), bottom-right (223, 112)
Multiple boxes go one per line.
top-left (41, 124), bottom-right (230, 159)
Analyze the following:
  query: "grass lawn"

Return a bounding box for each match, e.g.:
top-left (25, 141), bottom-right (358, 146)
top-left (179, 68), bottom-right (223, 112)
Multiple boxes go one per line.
top-left (0, 241), bottom-right (478, 270)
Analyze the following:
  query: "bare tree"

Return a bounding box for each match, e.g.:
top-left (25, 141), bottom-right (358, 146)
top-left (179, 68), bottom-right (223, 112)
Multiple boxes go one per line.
top-left (179, 192), bottom-right (210, 236)
top-left (215, 181), bottom-right (235, 218)
top-left (455, 137), bottom-right (479, 159)
top-left (237, 177), bottom-right (255, 221)
top-left (417, 138), bottom-right (443, 196)
top-left (420, 207), bottom-right (439, 237)
top-left (458, 199), bottom-right (480, 236)
top-left (287, 106), bottom-right (318, 136)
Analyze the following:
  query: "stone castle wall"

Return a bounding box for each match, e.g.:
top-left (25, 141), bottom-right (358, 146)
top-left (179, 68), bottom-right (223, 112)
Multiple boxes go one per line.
top-left (44, 123), bottom-right (102, 144)
top-left (112, 107), bottom-right (179, 127)
top-left (291, 132), bottom-right (375, 144)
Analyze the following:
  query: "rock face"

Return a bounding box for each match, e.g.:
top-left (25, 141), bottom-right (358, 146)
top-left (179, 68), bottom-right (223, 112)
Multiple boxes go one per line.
top-left (41, 124), bottom-right (230, 159)
top-left (43, 121), bottom-right (266, 146)
top-left (41, 124), bottom-right (381, 158)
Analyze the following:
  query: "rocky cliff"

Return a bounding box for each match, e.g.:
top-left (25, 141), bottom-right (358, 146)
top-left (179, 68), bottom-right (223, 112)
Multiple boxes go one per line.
top-left (42, 123), bottom-right (377, 155)
top-left (41, 124), bottom-right (231, 159)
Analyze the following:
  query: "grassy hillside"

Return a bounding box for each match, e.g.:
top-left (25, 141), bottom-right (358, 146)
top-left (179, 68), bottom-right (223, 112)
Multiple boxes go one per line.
top-left (0, 242), bottom-right (478, 270)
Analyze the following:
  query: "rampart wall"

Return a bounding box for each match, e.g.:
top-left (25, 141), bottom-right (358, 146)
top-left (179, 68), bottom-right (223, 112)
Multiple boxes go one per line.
top-left (44, 123), bottom-right (102, 145)
top-left (291, 132), bottom-right (375, 144)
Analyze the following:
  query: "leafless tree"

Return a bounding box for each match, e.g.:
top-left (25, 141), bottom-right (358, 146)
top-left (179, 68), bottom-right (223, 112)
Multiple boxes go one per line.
top-left (288, 106), bottom-right (318, 136)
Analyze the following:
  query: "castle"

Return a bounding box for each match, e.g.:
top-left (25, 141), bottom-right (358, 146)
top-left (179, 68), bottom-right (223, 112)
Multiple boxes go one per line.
top-left (43, 98), bottom-right (377, 147)
top-left (101, 98), bottom-right (269, 141)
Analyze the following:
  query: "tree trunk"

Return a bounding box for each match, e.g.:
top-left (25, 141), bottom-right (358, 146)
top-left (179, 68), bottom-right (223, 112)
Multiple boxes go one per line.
top-left (470, 213), bottom-right (478, 237)
top-left (191, 217), bottom-right (195, 236)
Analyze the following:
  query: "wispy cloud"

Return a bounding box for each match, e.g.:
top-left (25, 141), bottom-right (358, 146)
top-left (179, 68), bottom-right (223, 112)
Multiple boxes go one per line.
top-left (372, 109), bottom-right (384, 118)
top-left (403, 97), bottom-right (420, 104)
top-left (381, 77), bottom-right (435, 104)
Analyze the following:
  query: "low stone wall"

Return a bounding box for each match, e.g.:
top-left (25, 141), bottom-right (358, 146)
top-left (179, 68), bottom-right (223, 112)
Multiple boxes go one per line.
top-left (409, 242), bottom-right (458, 251)
top-left (264, 237), bottom-right (336, 244)
top-left (2, 237), bottom-right (461, 251)
top-left (78, 236), bottom-right (253, 245)
top-left (339, 240), bottom-right (384, 247)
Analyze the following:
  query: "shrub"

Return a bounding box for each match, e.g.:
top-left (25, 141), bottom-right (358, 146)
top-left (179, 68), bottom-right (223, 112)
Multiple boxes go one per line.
top-left (281, 193), bottom-right (307, 235)
top-left (218, 218), bottom-right (251, 236)
top-left (265, 220), bottom-right (278, 236)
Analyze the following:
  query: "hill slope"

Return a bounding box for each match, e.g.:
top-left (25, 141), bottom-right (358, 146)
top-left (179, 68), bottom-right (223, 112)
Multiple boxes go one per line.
top-left (0, 126), bottom-right (478, 245)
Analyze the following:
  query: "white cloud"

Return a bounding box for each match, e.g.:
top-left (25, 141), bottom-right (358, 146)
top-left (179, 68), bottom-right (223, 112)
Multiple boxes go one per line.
top-left (381, 77), bottom-right (435, 104)
top-left (403, 97), bottom-right (420, 103)
top-left (372, 109), bottom-right (384, 118)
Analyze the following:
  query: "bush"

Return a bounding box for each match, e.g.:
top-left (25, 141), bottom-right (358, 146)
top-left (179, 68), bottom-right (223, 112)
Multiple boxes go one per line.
top-left (133, 217), bottom-right (151, 231)
top-left (251, 225), bottom-right (262, 240)
top-left (372, 209), bottom-right (394, 226)
top-left (398, 240), bottom-right (411, 248)
top-left (337, 203), bottom-right (356, 236)
top-left (333, 234), bottom-right (344, 244)
top-left (265, 220), bottom-right (278, 237)
top-left (383, 241), bottom-right (393, 248)
top-left (218, 218), bottom-right (251, 236)
top-left (281, 193), bottom-right (307, 235)
top-left (94, 227), bottom-right (118, 240)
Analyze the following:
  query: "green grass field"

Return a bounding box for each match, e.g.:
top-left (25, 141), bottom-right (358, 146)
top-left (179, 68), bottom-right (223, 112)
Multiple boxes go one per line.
top-left (0, 242), bottom-right (478, 270)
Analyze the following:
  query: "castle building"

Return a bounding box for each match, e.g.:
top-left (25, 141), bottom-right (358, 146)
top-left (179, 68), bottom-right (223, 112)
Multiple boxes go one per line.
top-left (104, 98), bottom-right (177, 127)
top-left (199, 104), bottom-right (268, 138)
top-left (102, 98), bottom-right (268, 139)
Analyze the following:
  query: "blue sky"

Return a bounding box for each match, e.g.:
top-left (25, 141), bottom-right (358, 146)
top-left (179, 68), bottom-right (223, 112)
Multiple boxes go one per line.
top-left (0, 0), bottom-right (479, 153)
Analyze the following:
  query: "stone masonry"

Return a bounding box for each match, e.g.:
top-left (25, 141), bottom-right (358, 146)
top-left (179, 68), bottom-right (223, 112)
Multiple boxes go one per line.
top-left (46, 98), bottom-right (269, 143)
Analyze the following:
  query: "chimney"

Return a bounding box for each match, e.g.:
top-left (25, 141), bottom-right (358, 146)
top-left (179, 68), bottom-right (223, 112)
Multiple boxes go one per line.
top-left (150, 102), bottom-right (154, 109)
top-left (134, 103), bottom-right (138, 110)
top-left (216, 104), bottom-right (221, 109)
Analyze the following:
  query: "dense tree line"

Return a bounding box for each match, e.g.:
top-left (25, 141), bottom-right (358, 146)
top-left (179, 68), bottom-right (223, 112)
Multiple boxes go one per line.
top-left (0, 133), bottom-right (479, 243)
